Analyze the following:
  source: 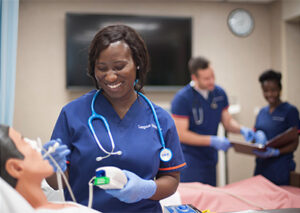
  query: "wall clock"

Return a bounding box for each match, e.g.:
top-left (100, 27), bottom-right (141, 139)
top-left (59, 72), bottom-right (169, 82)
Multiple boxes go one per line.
top-left (228, 8), bottom-right (254, 37)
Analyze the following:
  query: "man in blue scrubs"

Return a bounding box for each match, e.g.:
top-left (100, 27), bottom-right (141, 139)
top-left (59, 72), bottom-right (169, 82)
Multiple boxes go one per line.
top-left (171, 56), bottom-right (254, 186)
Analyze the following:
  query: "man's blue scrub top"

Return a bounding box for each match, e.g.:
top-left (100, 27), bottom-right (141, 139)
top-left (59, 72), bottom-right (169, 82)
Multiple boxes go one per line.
top-left (51, 90), bottom-right (187, 213)
top-left (171, 84), bottom-right (228, 185)
top-left (254, 102), bottom-right (299, 185)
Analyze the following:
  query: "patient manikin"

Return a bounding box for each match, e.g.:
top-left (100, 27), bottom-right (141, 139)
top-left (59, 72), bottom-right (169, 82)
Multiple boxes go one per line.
top-left (0, 124), bottom-right (100, 213)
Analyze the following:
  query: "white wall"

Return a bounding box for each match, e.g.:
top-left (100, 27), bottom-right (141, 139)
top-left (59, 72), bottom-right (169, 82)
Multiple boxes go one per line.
top-left (14, 0), bottom-right (296, 184)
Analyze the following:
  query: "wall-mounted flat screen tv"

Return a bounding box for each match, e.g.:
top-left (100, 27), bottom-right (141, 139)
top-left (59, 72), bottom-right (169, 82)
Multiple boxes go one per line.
top-left (66, 13), bottom-right (192, 90)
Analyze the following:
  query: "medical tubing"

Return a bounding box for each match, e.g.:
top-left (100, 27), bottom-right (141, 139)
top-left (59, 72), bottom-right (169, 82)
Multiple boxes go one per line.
top-left (57, 172), bottom-right (65, 201)
top-left (88, 176), bottom-right (96, 208)
top-left (138, 92), bottom-right (166, 149)
top-left (42, 142), bottom-right (60, 158)
top-left (41, 146), bottom-right (77, 203)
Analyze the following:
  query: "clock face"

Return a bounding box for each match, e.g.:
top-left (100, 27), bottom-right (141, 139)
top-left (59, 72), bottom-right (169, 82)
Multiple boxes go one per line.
top-left (228, 8), bottom-right (254, 37)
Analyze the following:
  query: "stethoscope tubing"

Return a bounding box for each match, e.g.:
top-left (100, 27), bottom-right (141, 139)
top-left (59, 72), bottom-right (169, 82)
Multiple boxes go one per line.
top-left (192, 88), bottom-right (218, 126)
top-left (138, 92), bottom-right (166, 149)
top-left (88, 90), bottom-right (167, 160)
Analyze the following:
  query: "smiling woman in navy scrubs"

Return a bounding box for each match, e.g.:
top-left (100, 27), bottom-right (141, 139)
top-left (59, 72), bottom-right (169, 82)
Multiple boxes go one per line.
top-left (253, 70), bottom-right (299, 185)
top-left (46, 25), bottom-right (186, 212)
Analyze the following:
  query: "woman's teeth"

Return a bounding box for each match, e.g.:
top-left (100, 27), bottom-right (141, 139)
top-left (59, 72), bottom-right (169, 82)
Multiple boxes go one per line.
top-left (107, 82), bottom-right (122, 89)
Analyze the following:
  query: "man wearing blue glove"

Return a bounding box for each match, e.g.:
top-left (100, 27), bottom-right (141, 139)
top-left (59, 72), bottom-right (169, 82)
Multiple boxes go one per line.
top-left (171, 56), bottom-right (254, 186)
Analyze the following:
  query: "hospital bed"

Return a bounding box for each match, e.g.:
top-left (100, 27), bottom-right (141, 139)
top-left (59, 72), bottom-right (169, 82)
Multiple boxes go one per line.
top-left (168, 175), bottom-right (300, 213)
top-left (2, 175), bottom-right (299, 213)
top-left (0, 177), bottom-right (100, 213)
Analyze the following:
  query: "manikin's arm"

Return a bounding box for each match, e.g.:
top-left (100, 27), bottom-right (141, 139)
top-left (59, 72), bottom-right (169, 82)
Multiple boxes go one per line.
top-left (172, 116), bottom-right (211, 146)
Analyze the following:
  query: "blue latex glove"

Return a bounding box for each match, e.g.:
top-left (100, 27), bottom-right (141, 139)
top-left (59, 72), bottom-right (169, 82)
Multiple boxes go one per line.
top-left (105, 170), bottom-right (157, 203)
top-left (210, 136), bottom-right (231, 151)
top-left (42, 139), bottom-right (70, 172)
top-left (240, 127), bottom-right (255, 142)
top-left (254, 130), bottom-right (267, 145)
top-left (253, 147), bottom-right (280, 158)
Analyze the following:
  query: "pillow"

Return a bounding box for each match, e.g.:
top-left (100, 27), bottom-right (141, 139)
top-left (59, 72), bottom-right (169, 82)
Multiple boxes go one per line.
top-left (0, 177), bottom-right (35, 213)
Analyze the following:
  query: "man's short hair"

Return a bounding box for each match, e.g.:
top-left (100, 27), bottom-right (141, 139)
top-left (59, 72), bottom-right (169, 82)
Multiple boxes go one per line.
top-left (0, 125), bottom-right (24, 188)
top-left (188, 56), bottom-right (210, 75)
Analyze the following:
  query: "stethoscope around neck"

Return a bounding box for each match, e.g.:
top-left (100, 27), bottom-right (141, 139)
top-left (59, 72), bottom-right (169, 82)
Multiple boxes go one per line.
top-left (192, 88), bottom-right (218, 125)
top-left (88, 89), bottom-right (173, 162)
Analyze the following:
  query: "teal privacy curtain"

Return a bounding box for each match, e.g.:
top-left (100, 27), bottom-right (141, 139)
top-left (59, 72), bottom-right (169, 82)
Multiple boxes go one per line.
top-left (0, 0), bottom-right (19, 125)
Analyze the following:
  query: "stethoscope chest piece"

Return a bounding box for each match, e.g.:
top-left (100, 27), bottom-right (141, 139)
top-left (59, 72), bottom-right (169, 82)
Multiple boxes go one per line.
top-left (160, 148), bottom-right (173, 162)
top-left (210, 101), bottom-right (218, 109)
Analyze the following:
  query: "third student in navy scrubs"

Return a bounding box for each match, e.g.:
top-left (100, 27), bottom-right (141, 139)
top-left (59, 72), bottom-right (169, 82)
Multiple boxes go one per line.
top-left (171, 56), bottom-right (253, 186)
top-left (253, 70), bottom-right (299, 185)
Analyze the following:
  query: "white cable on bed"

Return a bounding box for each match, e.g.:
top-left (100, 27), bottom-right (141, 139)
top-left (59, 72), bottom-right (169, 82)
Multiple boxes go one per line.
top-left (183, 185), bottom-right (266, 210)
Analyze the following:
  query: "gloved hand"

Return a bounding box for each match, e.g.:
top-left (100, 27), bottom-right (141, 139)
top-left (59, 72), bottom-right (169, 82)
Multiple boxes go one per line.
top-left (210, 136), bottom-right (231, 151)
top-left (105, 170), bottom-right (157, 203)
top-left (240, 127), bottom-right (255, 142)
top-left (254, 130), bottom-right (267, 145)
top-left (253, 147), bottom-right (280, 158)
top-left (42, 139), bottom-right (70, 172)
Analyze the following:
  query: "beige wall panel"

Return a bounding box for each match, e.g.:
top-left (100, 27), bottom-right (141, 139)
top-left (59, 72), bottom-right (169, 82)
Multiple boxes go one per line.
top-left (15, 0), bottom-right (273, 183)
top-left (285, 21), bottom-right (300, 172)
top-left (282, 0), bottom-right (300, 21)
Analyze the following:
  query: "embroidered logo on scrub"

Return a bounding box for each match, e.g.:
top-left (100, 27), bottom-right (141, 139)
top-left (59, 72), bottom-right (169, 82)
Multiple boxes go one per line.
top-left (272, 116), bottom-right (284, 122)
top-left (138, 124), bottom-right (158, 130)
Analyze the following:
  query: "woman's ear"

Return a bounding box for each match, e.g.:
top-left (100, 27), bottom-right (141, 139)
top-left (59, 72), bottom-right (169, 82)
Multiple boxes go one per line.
top-left (5, 159), bottom-right (24, 179)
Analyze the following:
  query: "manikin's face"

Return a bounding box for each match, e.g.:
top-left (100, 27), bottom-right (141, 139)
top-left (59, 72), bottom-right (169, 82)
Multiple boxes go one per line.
top-left (192, 66), bottom-right (215, 91)
top-left (8, 128), bottom-right (53, 180)
top-left (94, 41), bottom-right (137, 100)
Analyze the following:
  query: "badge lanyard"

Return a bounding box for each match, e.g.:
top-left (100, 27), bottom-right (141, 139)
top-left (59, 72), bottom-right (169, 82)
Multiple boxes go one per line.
top-left (88, 90), bottom-right (173, 162)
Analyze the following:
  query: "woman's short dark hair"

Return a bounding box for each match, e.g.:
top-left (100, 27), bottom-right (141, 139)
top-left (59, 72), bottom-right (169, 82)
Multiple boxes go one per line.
top-left (0, 124), bottom-right (24, 188)
top-left (259, 69), bottom-right (282, 90)
top-left (88, 24), bottom-right (150, 92)
top-left (188, 56), bottom-right (210, 75)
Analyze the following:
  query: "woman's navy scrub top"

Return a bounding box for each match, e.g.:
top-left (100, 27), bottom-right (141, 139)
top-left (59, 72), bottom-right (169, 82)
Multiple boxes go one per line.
top-left (254, 102), bottom-right (299, 185)
top-left (51, 90), bottom-right (187, 213)
top-left (171, 84), bottom-right (229, 186)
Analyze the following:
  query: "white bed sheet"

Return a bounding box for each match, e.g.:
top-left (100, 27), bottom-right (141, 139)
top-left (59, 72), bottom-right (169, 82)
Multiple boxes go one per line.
top-left (0, 177), bottom-right (100, 213)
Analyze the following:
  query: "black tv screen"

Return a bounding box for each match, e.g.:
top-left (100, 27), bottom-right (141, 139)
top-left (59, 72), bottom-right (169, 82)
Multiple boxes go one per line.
top-left (66, 13), bottom-right (192, 89)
